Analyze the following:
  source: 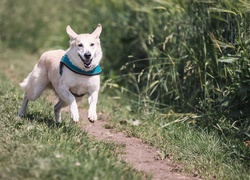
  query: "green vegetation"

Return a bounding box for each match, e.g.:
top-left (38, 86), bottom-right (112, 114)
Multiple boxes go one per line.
top-left (105, 103), bottom-right (250, 179)
top-left (0, 0), bottom-right (249, 179)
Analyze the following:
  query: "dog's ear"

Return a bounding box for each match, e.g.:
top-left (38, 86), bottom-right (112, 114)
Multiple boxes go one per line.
top-left (66, 25), bottom-right (78, 41)
top-left (91, 24), bottom-right (102, 39)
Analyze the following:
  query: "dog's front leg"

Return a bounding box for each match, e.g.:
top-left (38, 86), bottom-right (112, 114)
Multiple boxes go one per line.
top-left (88, 91), bottom-right (99, 122)
top-left (58, 85), bottom-right (79, 122)
top-left (69, 100), bottom-right (79, 122)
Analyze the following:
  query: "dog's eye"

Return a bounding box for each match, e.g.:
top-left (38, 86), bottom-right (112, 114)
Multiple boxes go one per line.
top-left (90, 43), bottom-right (94, 46)
top-left (78, 44), bottom-right (83, 47)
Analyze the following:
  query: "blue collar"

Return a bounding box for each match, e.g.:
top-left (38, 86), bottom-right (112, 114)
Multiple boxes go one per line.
top-left (59, 55), bottom-right (102, 76)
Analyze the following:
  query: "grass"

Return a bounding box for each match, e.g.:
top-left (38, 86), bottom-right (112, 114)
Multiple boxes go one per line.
top-left (102, 95), bottom-right (250, 180)
top-left (0, 51), bottom-right (145, 180)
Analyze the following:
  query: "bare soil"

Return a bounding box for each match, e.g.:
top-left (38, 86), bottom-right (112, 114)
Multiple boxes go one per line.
top-left (75, 108), bottom-right (200, 180)
top-left (48, 94), bottom-right (201, 180)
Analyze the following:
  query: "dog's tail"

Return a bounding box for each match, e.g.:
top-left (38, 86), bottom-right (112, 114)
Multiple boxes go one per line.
top-left (19, 73), bottom-right (31, 90)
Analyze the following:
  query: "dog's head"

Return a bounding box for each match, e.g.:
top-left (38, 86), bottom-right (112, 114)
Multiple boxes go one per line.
top-left (66, 24), bottom-right (102, 70)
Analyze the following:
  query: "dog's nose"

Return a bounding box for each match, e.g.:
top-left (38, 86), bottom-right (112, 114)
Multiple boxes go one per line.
top-left (84, 52), bottom-right (91, 59)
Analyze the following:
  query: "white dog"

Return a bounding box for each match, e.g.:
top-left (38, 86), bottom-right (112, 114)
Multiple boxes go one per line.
top-left (18, 24), bottom-right (103, 123)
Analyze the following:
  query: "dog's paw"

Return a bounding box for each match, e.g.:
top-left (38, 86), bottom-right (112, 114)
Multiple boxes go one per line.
top-left (18, 112), bottom-right (25, 117)
top-left (70, 111), bottom-right (79, 122)
top-left (70, 103), bottom-right (79, 122)
top-left (18, 109), bottom-right (26, 117)
top-left (88, 111), bottom-right (97, 123)
top-left (54, 112), bottom-right (62, 123)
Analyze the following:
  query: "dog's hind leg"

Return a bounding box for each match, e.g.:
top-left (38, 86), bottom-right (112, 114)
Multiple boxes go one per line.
top-left (18, 95), bottom-right (29, 116)
top-left (19, 64), bottom-right (49, 116)
top-left (54, 99), bottom-right (67, 123)
top-left (25, 73), bottom-right (49, 101)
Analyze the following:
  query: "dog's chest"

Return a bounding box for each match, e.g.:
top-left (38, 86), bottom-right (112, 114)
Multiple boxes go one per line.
top-left (69, 75), bottom-right (100, 94)
top-left (63, 72), bottom-right (100, 95)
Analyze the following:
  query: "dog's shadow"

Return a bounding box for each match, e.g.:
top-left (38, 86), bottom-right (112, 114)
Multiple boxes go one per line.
top-left (23, 112), bottom-right (65, 128)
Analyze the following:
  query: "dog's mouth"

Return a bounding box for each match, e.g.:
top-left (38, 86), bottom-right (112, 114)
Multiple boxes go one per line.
top-left (83, 59), bottom-right (92, 68)
top-left (78, 54), bottom-right (92, 68)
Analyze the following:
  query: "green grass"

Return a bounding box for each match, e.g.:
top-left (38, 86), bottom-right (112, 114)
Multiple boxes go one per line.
top-left (0, 72), bottom-right (145, 179)
top-left (101, 95), bottom-right (250, 180)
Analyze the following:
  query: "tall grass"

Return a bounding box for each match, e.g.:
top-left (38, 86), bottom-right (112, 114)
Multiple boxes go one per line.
top-left (102, 1), bottom-right (250, 176)
top-left (106, 0), bottom-right (250, 139)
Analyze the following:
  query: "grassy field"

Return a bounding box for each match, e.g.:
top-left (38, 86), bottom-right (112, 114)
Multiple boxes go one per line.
top-left (0, 50), bottom-right (145, 180)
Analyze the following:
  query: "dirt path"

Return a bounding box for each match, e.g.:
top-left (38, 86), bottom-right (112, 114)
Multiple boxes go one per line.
top-left (49, 95), bottom-right (199, 180)
top-left (75, 109), bottom-right (200, 180)
top-left (84, 120), bottom-right (195, 180)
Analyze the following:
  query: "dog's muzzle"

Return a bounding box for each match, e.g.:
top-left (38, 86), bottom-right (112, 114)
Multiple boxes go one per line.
top-left (78, 53), bottom-right (92, 68)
